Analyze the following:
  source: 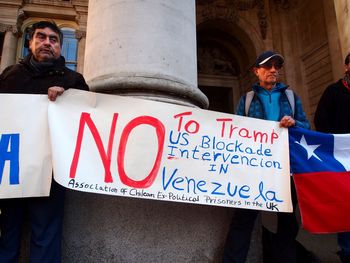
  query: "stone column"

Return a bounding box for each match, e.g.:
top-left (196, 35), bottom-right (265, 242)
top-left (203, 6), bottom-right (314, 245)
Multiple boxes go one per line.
top-left (61, 1), bottom-right (236, 263)
top-left (83, 0), bottom-right (208, 108)
top-left (0, 24), bottom-right (18, 72)
top-left (75, 30), bottom-right (86, 74)
top-left (333, 0), bottom-right (350, 58)
top-left (323, 0), bottom-right (344, 80)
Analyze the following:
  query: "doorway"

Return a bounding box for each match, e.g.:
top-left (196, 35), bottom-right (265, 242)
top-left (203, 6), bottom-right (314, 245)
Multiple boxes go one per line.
top-left (199, 85), bottom-right (234, 114)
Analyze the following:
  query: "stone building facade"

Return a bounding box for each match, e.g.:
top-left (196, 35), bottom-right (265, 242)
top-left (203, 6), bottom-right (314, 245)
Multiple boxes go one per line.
top-left (0, 0), bottom-right (349, 262)
top-left (1, 0), bottom-right (349, 120)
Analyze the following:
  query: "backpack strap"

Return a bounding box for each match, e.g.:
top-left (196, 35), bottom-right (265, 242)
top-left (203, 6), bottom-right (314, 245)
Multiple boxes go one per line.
top-left (245, 91), bottom-right (254, 116)
top-left (244, 89), bottom-right (295, 117)
top-left (285, 89), bottom-right (295, 117)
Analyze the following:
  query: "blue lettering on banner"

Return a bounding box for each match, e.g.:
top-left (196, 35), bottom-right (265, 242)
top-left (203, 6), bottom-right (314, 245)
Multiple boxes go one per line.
top-left (166, 131), bottom-right (281, 172)
top-left (254, 181), bottom-right (283, 203)
top-left (162, 167), bottom-right (261, 199)
top-left (161, 167), bottom-right (284, 204)
top-left (163, 124), bottom-right (287, 210)
top-left (0, 134), bottom-right (20, 185)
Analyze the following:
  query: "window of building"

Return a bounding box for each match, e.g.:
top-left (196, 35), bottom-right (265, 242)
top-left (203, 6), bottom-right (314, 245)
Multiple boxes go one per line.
top-left (21, 25), bottom-right (78, 71)
top-left (60, 28), bottom-right (78, 71)
top-left (21, 29), bottom-right (30, 58)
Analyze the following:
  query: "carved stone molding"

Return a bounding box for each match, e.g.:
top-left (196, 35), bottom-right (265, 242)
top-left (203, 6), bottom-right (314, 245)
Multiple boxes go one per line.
top-left (24, 0), bottom-right (72, 6)
top-left (198, 4), bottom-right (239, 23)
top-left (273, 0), bottom-right (298, 10)
top-left (0, 24), bottom-right (18, 34)
top-left (16, 9), bottom-right (27, 35)
top-left (256, 0), bottom-right (267, 39)
top-left (197, 46), bottom-right (238, 76)
top-left (75, 30), bottom-right (86, 40)
top-left (197, 0), bottom-right (257, 23)
top-left (197, 0), bottom-right (268, 39)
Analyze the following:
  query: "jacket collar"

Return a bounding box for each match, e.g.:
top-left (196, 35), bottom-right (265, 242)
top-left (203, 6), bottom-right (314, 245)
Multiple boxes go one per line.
top-left (252, 82), bottom-right (288, 93)
top-left (21, 54), bottom-right (66, 71)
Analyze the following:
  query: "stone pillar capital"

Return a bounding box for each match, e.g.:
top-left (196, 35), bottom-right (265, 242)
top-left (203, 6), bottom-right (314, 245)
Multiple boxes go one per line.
top-left (75, 30), bottom-right (86, 40)
top-left (1, 27), bottom-right (18, 72)
top-left (0, 23), bottom-right (18, 34)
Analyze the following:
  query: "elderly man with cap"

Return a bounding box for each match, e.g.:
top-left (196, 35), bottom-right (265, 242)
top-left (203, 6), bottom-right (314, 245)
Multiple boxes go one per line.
top-left (222, 51), bottom-right (310, 263)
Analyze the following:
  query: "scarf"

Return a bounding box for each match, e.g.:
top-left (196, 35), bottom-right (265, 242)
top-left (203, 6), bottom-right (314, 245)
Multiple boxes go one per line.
top-left (344, 70), bottom-right (350, 88)
top-left (29, 56), bottom-right (55, 73)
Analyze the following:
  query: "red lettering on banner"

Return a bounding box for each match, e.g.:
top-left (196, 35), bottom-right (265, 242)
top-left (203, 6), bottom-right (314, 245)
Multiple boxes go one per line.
top-left (184, 120), bottom-right (199, 134)
top-left (174, 111), bottom-right (192, 132)
top-left (216, 118), bottom-right (233, 137)
top-left (70, 112), bottom-right (118, 183)
top-left (215, 118), bottom-right (279, 144)
top-left (271, 129), bottom-right (278, 144)
top-left (117, 116), bottom-right (165, 188)
top-left (173, 111), bottom-right (199, 134)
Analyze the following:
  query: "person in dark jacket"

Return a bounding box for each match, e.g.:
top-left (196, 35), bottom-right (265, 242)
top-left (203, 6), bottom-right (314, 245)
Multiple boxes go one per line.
top-left (222, 51), bottom-right (310, 263)
top-left (0, 21), bottom-right (88, 263)
top-left (314, 52), bottom-right (350, 263)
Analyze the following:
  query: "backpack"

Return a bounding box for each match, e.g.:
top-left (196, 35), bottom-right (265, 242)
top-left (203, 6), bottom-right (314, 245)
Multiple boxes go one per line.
top-left (244, 89), bottom-right (295, 117)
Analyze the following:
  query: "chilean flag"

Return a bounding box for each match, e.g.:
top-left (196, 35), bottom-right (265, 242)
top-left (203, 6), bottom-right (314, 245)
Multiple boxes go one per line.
top-left (289, 127), bottom-right (350, 233)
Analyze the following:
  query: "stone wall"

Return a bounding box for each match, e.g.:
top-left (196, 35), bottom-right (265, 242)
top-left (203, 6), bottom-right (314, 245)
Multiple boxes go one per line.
top-left (294, 0), bottom-right (334, 123)
top-left (334, 0), bottom-right (350, 58)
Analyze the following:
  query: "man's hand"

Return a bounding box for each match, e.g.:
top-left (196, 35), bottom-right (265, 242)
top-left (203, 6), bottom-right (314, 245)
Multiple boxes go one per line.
top-left (280, 115), bottom-right (295, 128)
top-left (48, 86), bottom-right (65, 101)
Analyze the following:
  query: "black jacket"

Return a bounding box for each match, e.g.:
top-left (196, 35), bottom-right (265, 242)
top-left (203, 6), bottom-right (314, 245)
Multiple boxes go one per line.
top-left (0, 54), bottom-right (89, 94)
top-left (314, 79), bottom-right (350, 134)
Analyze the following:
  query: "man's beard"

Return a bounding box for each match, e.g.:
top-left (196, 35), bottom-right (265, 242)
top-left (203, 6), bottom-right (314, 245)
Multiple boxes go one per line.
top-left (344, 70), bottom-right (350, 86)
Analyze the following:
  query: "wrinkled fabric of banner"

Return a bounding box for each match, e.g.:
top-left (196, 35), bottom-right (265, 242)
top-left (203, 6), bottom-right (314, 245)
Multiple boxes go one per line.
top-left (48, 89), bottom-right (292, 212)
top-left (0, 94), bottom-right (52, 198)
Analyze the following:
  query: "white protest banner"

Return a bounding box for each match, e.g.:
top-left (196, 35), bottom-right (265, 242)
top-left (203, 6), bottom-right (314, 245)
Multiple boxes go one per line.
top-left (0, 94), bottom-right (52, 198)
top-left (49, 89), bottom-right (292, 212)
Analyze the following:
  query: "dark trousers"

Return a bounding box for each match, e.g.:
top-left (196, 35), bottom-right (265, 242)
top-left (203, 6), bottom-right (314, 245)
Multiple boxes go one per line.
top-left (223, 180), bottom-right (299, 263)
top-left (0, 181), bottom-right (65, 263)
top-left (338, 232), bottom-right (350, 262)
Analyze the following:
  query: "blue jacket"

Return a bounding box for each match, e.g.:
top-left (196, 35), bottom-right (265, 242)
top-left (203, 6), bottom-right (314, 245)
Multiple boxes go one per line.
top-left (236, 82), bottom-right (310, 129)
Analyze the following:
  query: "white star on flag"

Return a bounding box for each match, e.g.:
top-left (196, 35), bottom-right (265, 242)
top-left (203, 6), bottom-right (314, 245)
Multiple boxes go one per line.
top-left (295, 135), bottom-right (322, 161)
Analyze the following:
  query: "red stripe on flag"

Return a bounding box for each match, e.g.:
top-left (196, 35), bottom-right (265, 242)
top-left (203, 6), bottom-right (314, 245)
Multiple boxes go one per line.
top-left (294, 171), bottom-right (350, 233)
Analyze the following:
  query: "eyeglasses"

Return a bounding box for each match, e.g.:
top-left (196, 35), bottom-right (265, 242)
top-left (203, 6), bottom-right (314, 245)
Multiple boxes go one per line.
top-left (259, 60), bottom-right (283, 70)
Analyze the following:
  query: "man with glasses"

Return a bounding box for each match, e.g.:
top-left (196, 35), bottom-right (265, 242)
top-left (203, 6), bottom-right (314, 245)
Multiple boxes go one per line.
top-left (0, 21), bottom-right (88, 263)
top-left (222, 51), bottom-right (310, 263)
